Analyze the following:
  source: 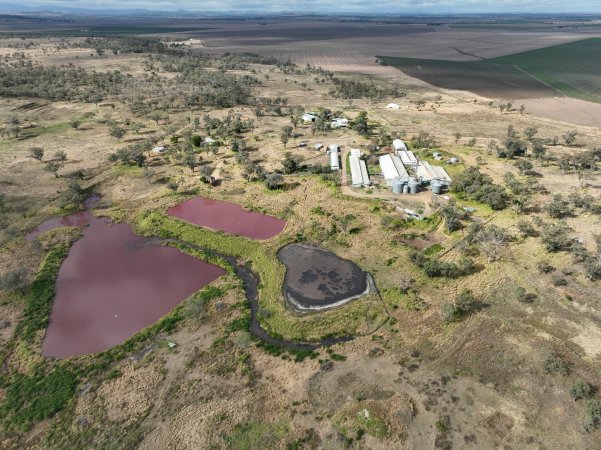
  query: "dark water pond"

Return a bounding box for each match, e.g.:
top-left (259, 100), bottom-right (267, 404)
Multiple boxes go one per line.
top-left (277, 243), bottom-right (371, 312)
top-left (167, 197), bottom-right (286, 240)
top-left (29, 211), bottom-right (225, 358)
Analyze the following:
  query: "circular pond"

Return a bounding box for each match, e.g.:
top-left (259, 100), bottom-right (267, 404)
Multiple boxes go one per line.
top-left (278, 243), bottom-right (373, 312)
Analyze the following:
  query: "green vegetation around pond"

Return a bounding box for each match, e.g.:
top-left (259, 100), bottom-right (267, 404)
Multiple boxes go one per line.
top-left (133, 210), bottom-right (388, 342)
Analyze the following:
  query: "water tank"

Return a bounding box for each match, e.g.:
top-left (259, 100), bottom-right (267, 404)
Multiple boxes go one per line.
top-left (408, 178), bottom-right (419, 195)
top-left (403, 184), bottom-right (409, 194)
top-left (431, 180), bottom-right (442, 195)
top-left (392, 178), bottom-right (403, 195)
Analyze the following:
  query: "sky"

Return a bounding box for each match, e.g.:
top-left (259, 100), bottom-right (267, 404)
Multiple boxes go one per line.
top-left (5, 0), bottom-right (601, 14)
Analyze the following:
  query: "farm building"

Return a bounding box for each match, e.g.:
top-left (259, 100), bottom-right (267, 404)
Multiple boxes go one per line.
top-left (331, 118), bottom-right (349, 128)
top-left (416, 161), bottom-right (452, 185)
top-left (387, 103), bottom-right (400, 110)
top-left (330, 149), bottom-right (340, 171)
top-left (379, 154), bottom-right (409, 186)
top-left (392, 139), bottom-right (408, 152)
top-left (151, 146), bottom-right (166, 154)
top-left (302, 113), bottom-right (317, 123)
top-left (328, 144), bottom-right (340, 153)
top-left (397, 150), bottom-right (418, 166)
top-left (314, 143), bottom-right (324, 150)
top-left (349, 151), bottom-right (370, 187)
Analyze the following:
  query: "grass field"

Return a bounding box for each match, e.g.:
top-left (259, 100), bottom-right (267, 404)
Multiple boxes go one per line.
top-left (379, 38), bottom-right (601, 102)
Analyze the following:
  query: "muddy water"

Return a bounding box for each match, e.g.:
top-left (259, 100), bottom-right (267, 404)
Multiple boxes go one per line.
top-left (278, 243), bottom-right (371, 312)
top-left (167, 197), bottom-right (286, 240)
top-left (31, 211), bottom-right (225, 358)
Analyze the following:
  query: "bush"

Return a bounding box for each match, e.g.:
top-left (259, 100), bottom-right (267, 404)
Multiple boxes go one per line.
top-left (454, 289), bottom-right (475, 314)
top-left (411, 252), bottom-right (475, 278)
top-left (440, 303), bottom-right (457, 322)
top-left (584, 399), bottom-right (601, 431)
top-left (540, 222), bottom-right (572, 252)
top-left (571, 380), bottom-right (593, 401)
top-left (543, 352), bottom-right (570, 376)
top-left (0, 366), bottom-right (77, 431)
top-left (452, 167), bottom-right (509, 210)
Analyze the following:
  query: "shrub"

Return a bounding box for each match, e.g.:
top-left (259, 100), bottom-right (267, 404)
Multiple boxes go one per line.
top-left (571, 380), bottom-right (593, 401)
top-left (440, 303), bottom-right (457, 322)
top-left (452, 167), bottom-right (509, 210)
top-left (543, 352), bottom-right (570, 376)
top-left (540, 222), bottom-right (572, 252)
top-left (584, 399), bottom-right (601, 431)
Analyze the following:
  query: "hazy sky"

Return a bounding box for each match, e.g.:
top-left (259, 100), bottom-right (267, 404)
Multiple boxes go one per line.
top-left (10, 0), bottom-right (601, 13)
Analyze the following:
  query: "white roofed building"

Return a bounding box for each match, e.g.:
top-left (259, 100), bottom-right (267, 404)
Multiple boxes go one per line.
top-left (397, 150), bottom-right (418, 166)
top-left (379, 154), bottom-right (409, 186)
top-left (349, 151), bottom-right (370, 187)
top-left (416, 161), bottom-right (452, 185)
top-left (387, 103), bottom-right (400, 109)
top-left (392, 139), bottom-right (408, 152)
top-left (302, 113), bottom-right (317, 123)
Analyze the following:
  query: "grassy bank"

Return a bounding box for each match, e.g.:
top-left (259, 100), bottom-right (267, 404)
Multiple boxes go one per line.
top-left (133, 210), bottom-right (388, 341)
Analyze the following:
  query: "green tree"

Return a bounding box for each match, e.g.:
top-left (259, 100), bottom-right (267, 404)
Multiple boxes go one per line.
top-left (109, 125), bottom-right (126, 141)
top-left (563, 130), bottom-right (577, 146)
top-left (44, 161), bottom-right (62, 178)
top-left (264, 173), bottom-right (284, 190)
top-left (524, 127), bottom-right (537, 141)
top-left (29, 147), bottom-right (44, 161)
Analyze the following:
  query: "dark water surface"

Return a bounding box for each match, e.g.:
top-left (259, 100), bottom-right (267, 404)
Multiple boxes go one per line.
top-left (168, 197), bottom-right (286, 240)
top-left (278, 243), bottom-right (370, 312)
top-left (30, 211), bottom-right (225, 358)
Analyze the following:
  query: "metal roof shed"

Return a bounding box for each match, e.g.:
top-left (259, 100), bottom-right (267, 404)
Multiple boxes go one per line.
top-left (398, 150), bottom-right (417, 165)
top-left (330, 151), bottom-right (340, 171)
top-left (393, 139), bottom-right (408, 152)
top-left (379, 154), bottom-right (409, 186)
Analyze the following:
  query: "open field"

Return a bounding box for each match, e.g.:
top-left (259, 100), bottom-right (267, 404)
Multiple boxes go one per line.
top-left (380, 38), bottom-right (601, 101)
top-left (2, 16), bottom-right (601, 449)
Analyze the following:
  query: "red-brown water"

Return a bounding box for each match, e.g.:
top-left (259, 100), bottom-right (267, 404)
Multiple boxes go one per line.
top-left (167, 197), bottom-right (286, 240)
top-left (31, 211), bottom-right (225, 358)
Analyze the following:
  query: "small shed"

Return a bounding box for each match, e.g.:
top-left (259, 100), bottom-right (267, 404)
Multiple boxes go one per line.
top-left (330, 150), bottom-right (340, 171)
top-left (204, 137), bottom-right (216, 144)
top-left (302, 113), bottom-right (317, 123)
top-left (392, 139), bottom-right (408, 152)
top-left (397, 150), bottom-right (418, 166)
top-left (151, 146), bottom-right (166, 154)
top-left (387, 103), bottom-right (400, 110)
top-left (314, 143), bottom-right (324, 151)
top-left (331, 118), bottom-right (348, 128)
top-left (328, 144), bottom-right (340, 154)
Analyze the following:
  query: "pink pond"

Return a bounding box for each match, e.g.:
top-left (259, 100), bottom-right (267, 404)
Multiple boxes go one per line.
top-left (167, 197), bottom-right (286, 240)
top-left (29, 212), bottom-right (225, 358)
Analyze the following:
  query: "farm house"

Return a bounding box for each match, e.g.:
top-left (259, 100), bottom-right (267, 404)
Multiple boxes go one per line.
top-left (349, 150), bottom-right (370, 187)
top-left (416, 160), bottom-right (452, 185)
top-left (392, 139), bottom-right (408, 152)
top-left (302, 113), bottom-right (317, 123)
top-left (379, 154), bottom-right (409, 186)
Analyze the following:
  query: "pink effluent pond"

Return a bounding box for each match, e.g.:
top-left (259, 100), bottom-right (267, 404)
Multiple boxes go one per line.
top-left (27, 211), bottom-right (226, 358)
top-left (167, 197), bottom-right (286, 240)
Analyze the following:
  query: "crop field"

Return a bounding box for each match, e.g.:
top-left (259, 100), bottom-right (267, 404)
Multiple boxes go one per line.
top-left (379, 38), bottom-right (601, 102)
top-left (488, 38), bottom-right (601, 101)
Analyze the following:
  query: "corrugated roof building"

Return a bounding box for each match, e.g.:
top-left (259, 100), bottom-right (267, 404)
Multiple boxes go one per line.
top-left (416, 160), bottom-right (452, 185)
top-left (379, 154), bottom-right (409, 186)
top-left (350, 155), bottom-right (370, 187)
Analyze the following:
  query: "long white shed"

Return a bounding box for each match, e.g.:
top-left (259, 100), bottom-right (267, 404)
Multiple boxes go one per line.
top-left (350, 155), bottom-right (370, 187)
top-left (330, 150), bottom-right (340, 171)
top-left (416, 160), bottom-right (452, 185)
top-left (397, 150), bottom-right (418, 165)
top-left (379, 154), bottom-right (409, 186)
top-left (393, 139), bottom-right (408, 152)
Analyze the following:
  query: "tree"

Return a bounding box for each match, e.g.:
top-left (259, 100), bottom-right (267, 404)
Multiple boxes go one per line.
top-left (519, 104), bottom-right (526, 115)
top-left (0, 268), bottom-right (28, 293)
top-left (455, 289), bottom-right (475, 314)
top-left (192, 135), bottom-right (203, 147)
top-left (439, 203), bottom-right (464, 232)
top-left (264, 173), bottom-right (284, 190)
top-left (54, 150), bottom-right (67, 163)
top-left (109, 125), bottom-right (126, 141)
top-left (544, 194), bottom-right (572, 219)
top-left (507, 125), bottom-right (516, 138)
top-left (410, 131), bottom-right (437, 149)
top-left (500, 137), bottom-right (527, 158)
top-left (524, 127), bottom-right (538, 141)
top-left (454, 132), bottom-right (462, 143)
top-left (29, 147), bottom-right (44, 161)
top-left (499, 104), bottom-right (506, 114)
top-left (540, 221), bottom-right (572, 252)
top-left (148, 112), bottom-right (164, 125)
top-left (70, 119), bottom-right (81, 130)
top-left (44, 161), bottom-right (62, 178)
top-left (199, 165), bottom-right (213, 182)
top-left (182, 152), bottom-right (196, 172)
top-left (515, 159), bottom-right (533, 175)
top-left (351, 111), bottom-right (370, 136)
top-left (440, 303), bottom-right (457, 322)
top-left (282, 152), bottom-right (300, 174)
top-left (279, 132), bottom-right (289, 149)
top-left (563, 130), bottom-right (577, 146)
top-left (531, 140), bottom-right (546, 159)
